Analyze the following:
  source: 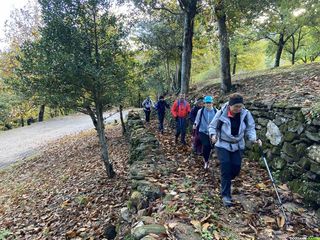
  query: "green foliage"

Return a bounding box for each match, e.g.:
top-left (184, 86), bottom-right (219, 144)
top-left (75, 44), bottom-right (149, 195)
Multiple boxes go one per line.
top-left (0, 229), bottom-right (12, 240)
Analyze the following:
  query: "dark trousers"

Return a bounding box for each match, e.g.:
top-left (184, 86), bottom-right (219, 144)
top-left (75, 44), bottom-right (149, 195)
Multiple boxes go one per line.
top-left (175, 117), bottom-right (187, 143)
top-left (158, 112), bottom-right (165, 131)
top-left (144, 109), bottom-right (151, 122)
top-left (215, 147), bottom-right (243, 198)
top-left (199, 132), bottom-right (212, 162)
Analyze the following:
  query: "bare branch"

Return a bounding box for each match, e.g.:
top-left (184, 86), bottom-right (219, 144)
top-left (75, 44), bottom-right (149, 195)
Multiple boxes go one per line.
top-left (153, 6), bottom-right (181, 15)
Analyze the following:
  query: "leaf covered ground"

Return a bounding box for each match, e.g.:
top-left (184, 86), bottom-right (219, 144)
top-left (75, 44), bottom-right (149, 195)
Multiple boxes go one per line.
top-left (0, 125), bottom-right (130, 239)
top-left (143, 119), bottom-right (320, 240)
top-left (0, 119), bottom-right (319, 240)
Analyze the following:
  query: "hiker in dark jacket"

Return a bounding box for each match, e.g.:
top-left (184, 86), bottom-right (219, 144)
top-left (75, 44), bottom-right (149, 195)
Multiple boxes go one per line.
top-left (193, 96), bottom-right (217, 169)
top-left (154, 95), bottom-right (170, 134)
top-left (208, 93), bottom-right (261, 207)
top-left (190, 97), bottom-right (204, 154)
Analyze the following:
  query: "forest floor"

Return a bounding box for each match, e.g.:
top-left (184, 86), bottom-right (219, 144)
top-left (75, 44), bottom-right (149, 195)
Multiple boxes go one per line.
top-left (143, 120), bottom-right (320, 240)
top-left (1, 119), bottom-right (319, 239)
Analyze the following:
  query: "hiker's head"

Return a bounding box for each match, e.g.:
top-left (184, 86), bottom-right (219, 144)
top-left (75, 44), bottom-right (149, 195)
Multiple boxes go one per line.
top-left (229, 93), bottom-right (244, 114)
top-left (159, 95), bottom-right (164, 101)
top-left (204, 96), bottom-right (214, 109)
top-left (147, 96), bottom-right (150, 100)
top-left (179, 93), bottom-right (185, 100)
top-left (196, 97), bottom-right (204, 107)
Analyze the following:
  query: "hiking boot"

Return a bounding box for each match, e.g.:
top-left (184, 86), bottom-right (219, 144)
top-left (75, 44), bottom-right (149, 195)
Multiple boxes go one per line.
top-left (181, 141), bottom-right (187, 145)
top-left (222, 196), bottom-right (233, 207)
top-left (175, 136), bottom-right (178, 144)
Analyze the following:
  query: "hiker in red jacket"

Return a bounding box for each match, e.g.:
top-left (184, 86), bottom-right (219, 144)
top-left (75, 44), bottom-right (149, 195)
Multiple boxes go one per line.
top-left (171, 93), bottom-right (191, 145)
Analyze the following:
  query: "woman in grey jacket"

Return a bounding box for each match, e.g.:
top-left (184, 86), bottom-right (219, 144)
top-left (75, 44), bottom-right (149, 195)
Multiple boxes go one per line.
top-left (208, 93), bottom-right (261, 207)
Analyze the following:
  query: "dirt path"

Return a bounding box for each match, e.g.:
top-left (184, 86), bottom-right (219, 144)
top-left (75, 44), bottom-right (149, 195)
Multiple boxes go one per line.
top-left (146, 119), bottom-right (319, 239)
top-left (0, 111), bottom-right (128, 169)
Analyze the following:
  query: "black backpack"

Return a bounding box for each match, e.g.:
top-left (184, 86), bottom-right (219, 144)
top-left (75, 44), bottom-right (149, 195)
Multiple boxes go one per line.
top-left (197, 107), bottom-right (217, 132)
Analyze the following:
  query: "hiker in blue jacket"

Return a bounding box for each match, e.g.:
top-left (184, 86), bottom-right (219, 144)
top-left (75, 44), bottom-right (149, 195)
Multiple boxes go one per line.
top-left (193, 96), bottom-right (217, 169)
top-left (209, 93), bottom-right (261, 207)
top-left (142, 96), bottom-right (154, 123)
top-left (154, 95), bottom-right (170, 134)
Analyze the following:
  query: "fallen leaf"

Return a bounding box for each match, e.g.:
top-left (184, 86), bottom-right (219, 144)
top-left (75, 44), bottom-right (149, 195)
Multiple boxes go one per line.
top-left (262, 216), bottom-right (276, 224)
top-left (276, 215), bottom-right (285, 228)
top-left (213, 230), bottom-right (220, 240)
top-left (202, 223), bottom-right (210, 231)
top-left (190, 220), bottom-right (202, 232)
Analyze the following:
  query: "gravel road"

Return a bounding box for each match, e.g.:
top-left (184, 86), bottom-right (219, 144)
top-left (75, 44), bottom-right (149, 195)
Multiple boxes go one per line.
top-left (0, 111), bottom-right (128, 169)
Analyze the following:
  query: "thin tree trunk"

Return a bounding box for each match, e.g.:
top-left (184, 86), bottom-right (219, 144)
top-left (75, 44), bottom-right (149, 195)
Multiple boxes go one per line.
top-left (291, 35), bottom-right (295, 65)
top-left (180, 6), bottom-right (196, 94)
top-left (232, 53), bottom-right (237, 75)
top-left (21, 116), bottom-right (24, 127)
top-left (96, 102), bottom-right (115, 178)
top-left (215, 0), bottom-right (231, 93)
top-left (274, 33), bottom-right (284, 67)
top-left (38, 104), bottom-right (45, 122)
top-left (119, 105), bottom-right (126, 135)
top-left (86, 106), bottom-right (98, 129)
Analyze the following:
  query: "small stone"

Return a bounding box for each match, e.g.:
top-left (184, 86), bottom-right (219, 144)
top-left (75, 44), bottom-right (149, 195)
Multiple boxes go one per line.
top-left (104, 224), bottom-right (117, 240)
top-left (266, 121), bottom-right (282, 145)
top-left (120, 207), bottom-right (132, 222)
top-left (131, 224), bottom-right (166, 239)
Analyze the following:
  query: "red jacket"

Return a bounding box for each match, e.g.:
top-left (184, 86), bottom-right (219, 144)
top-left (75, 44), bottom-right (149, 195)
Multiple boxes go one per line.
top-left (171, 99), bottom-right (191, 118)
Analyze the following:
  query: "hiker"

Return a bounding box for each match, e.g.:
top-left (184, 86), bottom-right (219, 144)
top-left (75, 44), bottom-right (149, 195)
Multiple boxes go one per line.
top-left (208, 93), bottom-right (261, 207)
top-left (142, 96), bottom-right (154, 123)
top-left (193, 96), bottom-right (217, 169)
top-left (171, 93), bottom-right (191, 145)
top-left (190, 97), bottom-right (204, 154)
top-left (154, 95), bottom-right (170, 134)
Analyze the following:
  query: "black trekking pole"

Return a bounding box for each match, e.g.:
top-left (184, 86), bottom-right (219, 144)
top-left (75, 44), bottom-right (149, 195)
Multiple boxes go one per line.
top-left (258, 143), bottom-right (288, 225)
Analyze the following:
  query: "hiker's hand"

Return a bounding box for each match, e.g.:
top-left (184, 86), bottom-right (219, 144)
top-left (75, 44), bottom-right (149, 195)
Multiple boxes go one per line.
top-left (193, 124), bottom-right (197, 130)
top-left (211, 135), bottom-right (217, 144)
top-left (255, 139), bottom-right (262, 146)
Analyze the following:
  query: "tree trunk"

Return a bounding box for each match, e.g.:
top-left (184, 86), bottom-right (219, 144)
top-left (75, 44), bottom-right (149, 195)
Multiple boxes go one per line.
top-left (180, 6), bottom-right (196, 94)
top-left (21, 116), bottom-right (24, 127)
top-left (86, 106), bottom-right (98, 130)
top-left (291, 51), bottom-right (295, 65)
top-left (274, 33), bottom-right (284, 67)
top-left (119, 105), bottom-right (126, 135)
top-left (38, 104), bottom-right (45, 122)
top-left (232, 53), bottom-right (237, 75)
top-left (215, 1), bottom-right (231, 93)
top-left (138, 93), bottom-right (141, 108)
top-left (291, 35), bottom-right (295, 65)
top-left (96, 102), bottom-right (115, 178)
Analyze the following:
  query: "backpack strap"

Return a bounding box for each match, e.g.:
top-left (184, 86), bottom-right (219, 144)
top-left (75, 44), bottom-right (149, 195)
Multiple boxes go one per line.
top-left (196, 107), bottom-right (205, 132)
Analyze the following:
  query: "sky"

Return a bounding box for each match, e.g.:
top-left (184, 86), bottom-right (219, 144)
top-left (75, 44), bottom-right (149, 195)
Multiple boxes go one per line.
top-left (0, 0), bottom-right (29, 49)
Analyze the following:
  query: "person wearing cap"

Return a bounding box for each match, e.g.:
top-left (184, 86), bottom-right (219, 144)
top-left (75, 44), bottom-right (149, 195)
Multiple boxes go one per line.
top-left (193, 96), bottom-right (217, 169)
top-left (190, 97), bottom-right (204, 154)
top-left (208, 93), bottom-right (261, 207)
top-left (171, 93), bottom-right (191, 145)
top-left (154, 95), bottom-right (170, 134)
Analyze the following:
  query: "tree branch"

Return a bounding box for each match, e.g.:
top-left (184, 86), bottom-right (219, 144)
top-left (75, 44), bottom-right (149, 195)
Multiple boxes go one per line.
top-left (153, 6), bottom-right (180, 15)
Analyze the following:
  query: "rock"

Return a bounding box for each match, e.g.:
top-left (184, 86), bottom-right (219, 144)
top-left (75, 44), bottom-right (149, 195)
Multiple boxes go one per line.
top-left (283, 202), bottom-right (301, 213)
top-left (257, 118), bottom-right (269, 127)
top-left (282, 142), bottom-right (298, 159)
top-left (121, 207), bottom-right (132, 222)
top-left (127, 191), bottom-right (143, 211)
top-left (274, 115), bottom-right (288, 126)
top-left (297, 157), bottom-right (311, 170)
top-left (288, 179), bottom-right (320, 206)
top-left (172, 223), bottom-right (202, 240)
top-left (312, 118), bottom-right (320, 126)
top-left (141, 236), bottom-right (157, 240)
top-left (305, 131), bottom-right (320, 142)
top-left (234, 194), bottom-right (258, 213)
top-left (266, 121), bottom-right (282, 145)
top-left (307, 145), bottom-right (320, 164)
top-left (272, 157), bottom-right (287, 170)
top-left (284, 131), bottom-right (298, 142)
top-left (310, 162), bottom-right (320, 175)
top-left (140, 216), bottom-right (155, 225)
top-left (287, 120), bottom-right (305, 134)
top-left (131, 224), bottom-right (166, 240)
top-left (134, 181), bottom-right (163, 202)
top-left (104, 224), bottom-right (117, 240)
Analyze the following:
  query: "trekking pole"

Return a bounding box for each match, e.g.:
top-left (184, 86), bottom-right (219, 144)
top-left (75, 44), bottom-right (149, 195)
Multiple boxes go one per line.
top-left (258, 143), bottom-right (288, 224)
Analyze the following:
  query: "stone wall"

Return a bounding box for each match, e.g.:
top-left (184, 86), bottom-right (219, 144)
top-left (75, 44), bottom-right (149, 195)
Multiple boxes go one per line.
top-left (245, 101), bottom-right (320, 210)
top-left (121, 111), bottom-right (201, 240)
